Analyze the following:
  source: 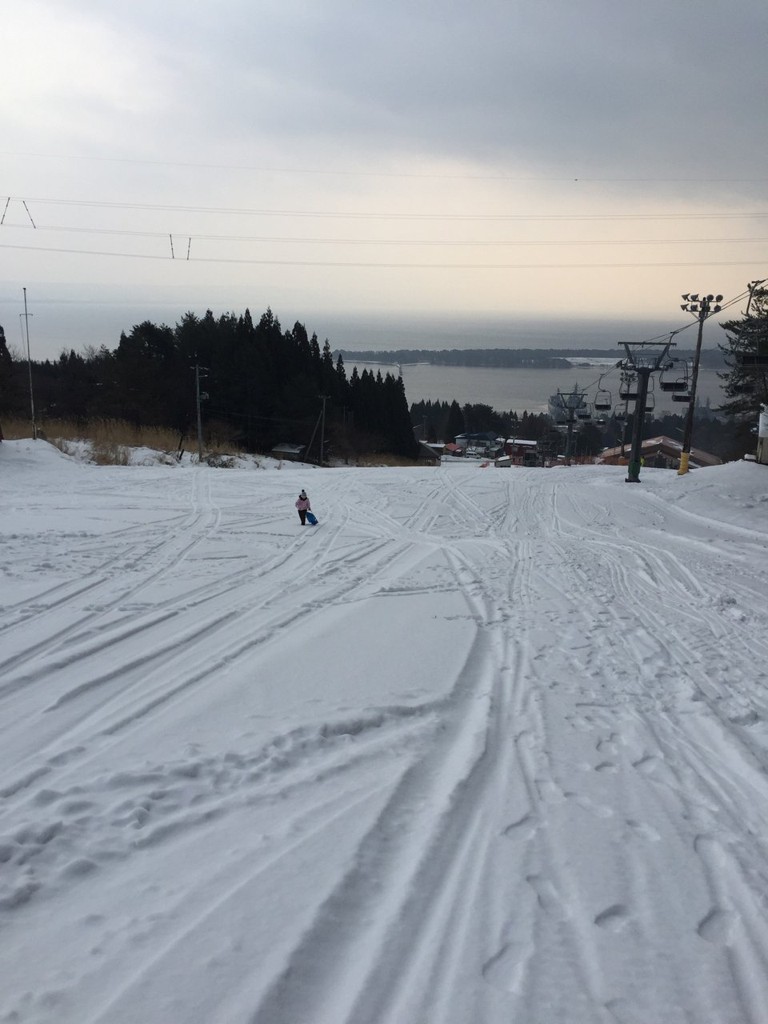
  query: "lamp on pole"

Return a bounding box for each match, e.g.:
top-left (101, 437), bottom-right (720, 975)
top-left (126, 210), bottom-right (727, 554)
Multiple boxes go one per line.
top-left (677, 292), bottom-right (722, 475)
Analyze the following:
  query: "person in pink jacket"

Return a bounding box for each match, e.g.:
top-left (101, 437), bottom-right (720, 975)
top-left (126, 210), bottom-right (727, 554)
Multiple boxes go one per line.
top-left (295, 489), bottom-right (311, 525)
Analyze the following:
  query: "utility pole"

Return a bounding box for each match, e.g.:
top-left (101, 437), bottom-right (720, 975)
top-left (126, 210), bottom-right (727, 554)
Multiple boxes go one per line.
top-left (319, 394), bottom-right (329, 466)
top-left (194, 363), bottom-right (208, 463)
top-left (678, 292), bottom-right (722, 475)
top-left (21, 288), bottom-right (37, 440)
top-left (306, 395), bottom-right (331, 465)
top-left (622, 338), bottom-right (675, 483)
top-left (625, 367), bottom-right (651, 482)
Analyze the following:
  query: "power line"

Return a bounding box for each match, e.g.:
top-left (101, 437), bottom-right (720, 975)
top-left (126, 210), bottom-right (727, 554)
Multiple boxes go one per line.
top-left (3, 223), bottom-right (768, 248)
top-left (2, 151), bottom-right (768, 184)
top-left (8, 195), bottom-right (768, 222)
top-left (1, 240), bottom-right (766, 271)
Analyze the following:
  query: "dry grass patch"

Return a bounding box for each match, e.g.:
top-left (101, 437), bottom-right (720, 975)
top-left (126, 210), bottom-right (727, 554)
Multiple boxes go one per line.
top-left (1, 416), bottom-right (251, 465)
top-left (354, 453), bottom-right (421, 467)
top-left (2, 417), bottom-right (182, 448)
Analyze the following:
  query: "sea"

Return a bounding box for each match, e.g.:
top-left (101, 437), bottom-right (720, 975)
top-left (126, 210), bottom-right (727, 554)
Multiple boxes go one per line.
top-left (344, 359), bottom-right (726, 417)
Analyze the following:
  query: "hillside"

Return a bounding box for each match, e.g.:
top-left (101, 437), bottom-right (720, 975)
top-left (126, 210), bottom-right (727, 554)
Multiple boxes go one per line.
top-left (2, 441), bottom-right (768, 1023)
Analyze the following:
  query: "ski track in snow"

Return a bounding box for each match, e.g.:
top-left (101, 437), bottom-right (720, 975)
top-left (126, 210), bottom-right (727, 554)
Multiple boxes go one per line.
top-left (2, 444), bottom-right (768, 1023)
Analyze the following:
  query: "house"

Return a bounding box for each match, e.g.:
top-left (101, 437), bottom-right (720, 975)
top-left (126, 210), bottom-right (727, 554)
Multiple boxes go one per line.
top-left (443, 442), bottom-right (463, 457)
top-left (454, 432), bottom-right (504, 458)
top-left (270, 443), bottom-right (306, 462)
top-left (599, 436), bottom-right (721, 470)
top-left (502, 438), bottom-right (539, 466)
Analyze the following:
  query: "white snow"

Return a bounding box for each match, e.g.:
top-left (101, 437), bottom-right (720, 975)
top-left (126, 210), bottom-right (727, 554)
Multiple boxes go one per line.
top-left (2, 438), bottom-right (768, 1024)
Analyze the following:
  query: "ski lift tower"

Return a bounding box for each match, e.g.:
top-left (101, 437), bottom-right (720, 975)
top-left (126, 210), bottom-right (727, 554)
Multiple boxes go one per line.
top-left (548, 386), bottom-right (589, 465)
top-left (622, 337), bottom-right (675, 483)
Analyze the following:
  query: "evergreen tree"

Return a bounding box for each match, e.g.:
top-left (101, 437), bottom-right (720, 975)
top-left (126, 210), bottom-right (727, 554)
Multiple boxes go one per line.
top-left (719, 287), bottom-right (768, 417)
top-left (113, 321), bottom-right (182, 427)
top-left (383, 373), bottom-right (419, 458)
top-left (0, 323), bottom-right (18, 430)
top-left (320, 339), bottom-right (336, 398)
top-left (445, 400), bottom-right (465, 441)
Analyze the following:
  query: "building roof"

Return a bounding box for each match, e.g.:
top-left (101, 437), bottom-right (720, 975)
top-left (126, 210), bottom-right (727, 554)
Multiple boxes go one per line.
top-left (455, 431), bottom-right (503, 443)
top-left (599, 435), bottom-right (721, 467)
top-left (416, 441), bottom-right (441, 461)
top-left (271, 443), bottom-right (305, 455)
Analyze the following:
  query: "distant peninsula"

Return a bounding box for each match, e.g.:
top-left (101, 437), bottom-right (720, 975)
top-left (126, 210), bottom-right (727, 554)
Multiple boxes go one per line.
top-left (337, 347), bottom-right (726, 370)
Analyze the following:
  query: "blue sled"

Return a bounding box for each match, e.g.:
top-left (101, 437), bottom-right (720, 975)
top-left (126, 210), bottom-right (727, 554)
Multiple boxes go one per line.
top-left (306, 511), bottom-right (319, 526)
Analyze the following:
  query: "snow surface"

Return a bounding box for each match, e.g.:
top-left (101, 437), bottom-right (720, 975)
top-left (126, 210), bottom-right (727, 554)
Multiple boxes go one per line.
top-left (2, 439), bottom-right (768, 1024)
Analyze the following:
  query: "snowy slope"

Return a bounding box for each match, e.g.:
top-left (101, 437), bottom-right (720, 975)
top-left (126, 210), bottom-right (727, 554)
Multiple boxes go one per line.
top-left (2, 439), bottom-right (768, 1024)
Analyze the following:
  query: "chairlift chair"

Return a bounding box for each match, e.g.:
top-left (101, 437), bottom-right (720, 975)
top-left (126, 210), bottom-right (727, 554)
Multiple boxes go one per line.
top-left (594, 388), bottom-right (612, 412)
top-left (659, 360), bottom-right (690, 393)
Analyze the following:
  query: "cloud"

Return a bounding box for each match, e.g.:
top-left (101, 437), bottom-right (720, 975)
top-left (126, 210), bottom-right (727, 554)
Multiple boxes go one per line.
top-left (2, 2), bottom-right (174, 152)
top-left (23, 0), bottom-right (765, 183)
top-left (0, 0), bottom-right (765, 359)
top-left (72, 0), bottom-right (762, 186)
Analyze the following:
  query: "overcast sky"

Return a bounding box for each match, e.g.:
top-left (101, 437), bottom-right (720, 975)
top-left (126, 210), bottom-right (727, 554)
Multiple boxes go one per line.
top-left (1, 0), bottom-right (766, 359)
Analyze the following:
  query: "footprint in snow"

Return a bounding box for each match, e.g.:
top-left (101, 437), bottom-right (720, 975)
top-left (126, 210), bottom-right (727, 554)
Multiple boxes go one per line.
top-left (697, 906), bottom-right (739, 944)
top-left (526, 874), bottom-right (568, 919)
top-left (631, 754), bottom-right (661, 774)
top-left (563, 791), bottom-right (614, 819)
top-left (594, 904), bottom-right (630, 932)
top-left (625, 818), bottom-right (661, 842)
top-left (596, 735), bottom-right (620, 756)
top-left (481, 941), bottom-right (532, 994)
top-left (501, 812), bottom-right (539, 841)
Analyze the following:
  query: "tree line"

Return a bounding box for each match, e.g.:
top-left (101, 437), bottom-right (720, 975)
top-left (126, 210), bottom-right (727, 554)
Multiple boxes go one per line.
top-left (0, 309), bottom-right (419, 460)
top-left (410, 399), bottom-right (553, 444)
top-left (1, 291), bottom-right (763, 462)
top-left (413, 395), bottom-right (754, 462)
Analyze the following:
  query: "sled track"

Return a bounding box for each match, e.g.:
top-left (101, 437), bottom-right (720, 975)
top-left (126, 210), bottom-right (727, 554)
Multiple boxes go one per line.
top-left (4, 463), bottom-right (768, 1024)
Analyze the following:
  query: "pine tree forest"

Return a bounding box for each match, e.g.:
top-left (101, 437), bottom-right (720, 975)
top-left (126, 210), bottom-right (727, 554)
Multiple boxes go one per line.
top-left (0, 309), bottom-right (419, 461)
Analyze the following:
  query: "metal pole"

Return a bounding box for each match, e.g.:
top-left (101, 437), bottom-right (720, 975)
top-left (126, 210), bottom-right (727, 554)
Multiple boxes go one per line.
top-left (678, 305), bottom-right (706, 475)
top-left (620, 409), bottom-right (630, 458)
top-left (626, 367), bottom-right (651, 482)
top-left (195, 364), bottom-right (204, 463)
top-left (319, 394), bottom-right (329, 466)
top-left (565, 409), bottom-right (575, 465)
top-left (22, 288), bottom-right (37, 439)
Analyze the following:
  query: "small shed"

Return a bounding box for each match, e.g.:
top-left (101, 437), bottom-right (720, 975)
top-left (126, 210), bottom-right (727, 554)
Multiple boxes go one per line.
top-left (271, 443), bottom-right (306, 462)
top-left (416, 441), bottom-right (442, 465)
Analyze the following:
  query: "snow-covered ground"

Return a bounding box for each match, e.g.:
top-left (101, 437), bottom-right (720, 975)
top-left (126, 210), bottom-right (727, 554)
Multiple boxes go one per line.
top-left (2, 439), bottom-right (768, 1024)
